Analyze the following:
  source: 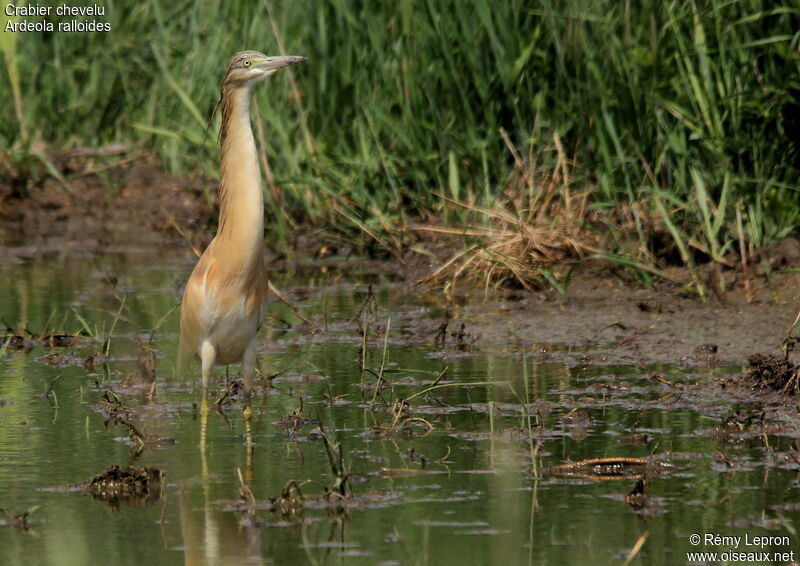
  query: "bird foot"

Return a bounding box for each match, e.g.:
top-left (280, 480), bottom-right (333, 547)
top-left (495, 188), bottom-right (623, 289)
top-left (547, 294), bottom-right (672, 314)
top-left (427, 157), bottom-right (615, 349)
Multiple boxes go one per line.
top-left (243, 404), bottom-right (253, 447)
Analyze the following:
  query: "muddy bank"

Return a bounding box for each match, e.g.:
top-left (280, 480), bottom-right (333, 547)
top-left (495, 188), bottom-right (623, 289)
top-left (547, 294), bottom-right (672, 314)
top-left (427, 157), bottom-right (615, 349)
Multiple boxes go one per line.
top-left (262, 259), bottom-right (800, 372)
top-left (437, 269), bottom-right (800, 366)
top-left (3, 162), bottom-right (800, 372)
top-left (0, 159), bottom-right (213, 260)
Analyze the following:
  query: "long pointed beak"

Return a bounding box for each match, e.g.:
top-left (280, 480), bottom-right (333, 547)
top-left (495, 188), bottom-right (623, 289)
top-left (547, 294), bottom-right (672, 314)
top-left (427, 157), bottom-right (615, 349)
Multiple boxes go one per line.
top-left (257, 56), bottom-right (307, 71)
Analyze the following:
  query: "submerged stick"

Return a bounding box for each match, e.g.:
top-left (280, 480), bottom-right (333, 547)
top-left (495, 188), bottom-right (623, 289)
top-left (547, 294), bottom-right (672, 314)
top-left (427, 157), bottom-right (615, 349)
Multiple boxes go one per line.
top-left (541, 457), bottom-right (672, 479)
top-left (267, 281), bottom-right (320, 331)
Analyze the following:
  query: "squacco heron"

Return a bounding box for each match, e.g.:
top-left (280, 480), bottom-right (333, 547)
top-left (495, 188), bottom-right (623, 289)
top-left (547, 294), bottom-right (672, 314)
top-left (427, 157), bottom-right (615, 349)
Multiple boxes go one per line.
top-left (179, 51), bottom-right (306, 441)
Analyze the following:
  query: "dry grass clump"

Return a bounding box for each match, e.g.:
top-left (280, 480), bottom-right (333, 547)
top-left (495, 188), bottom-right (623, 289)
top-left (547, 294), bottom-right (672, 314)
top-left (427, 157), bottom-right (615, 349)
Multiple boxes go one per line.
top-left (418, 133), bottom-right (601, 292)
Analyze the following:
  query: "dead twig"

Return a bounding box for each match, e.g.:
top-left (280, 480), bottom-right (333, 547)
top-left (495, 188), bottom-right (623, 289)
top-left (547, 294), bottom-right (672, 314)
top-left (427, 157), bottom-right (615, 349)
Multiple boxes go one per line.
top-left (268, 281), bottom-right (321, 332)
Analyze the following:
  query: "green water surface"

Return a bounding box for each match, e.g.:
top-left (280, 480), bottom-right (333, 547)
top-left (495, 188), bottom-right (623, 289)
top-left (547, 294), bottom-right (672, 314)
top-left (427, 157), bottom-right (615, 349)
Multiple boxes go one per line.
top-left (0, 252), bottom-right (797, 565)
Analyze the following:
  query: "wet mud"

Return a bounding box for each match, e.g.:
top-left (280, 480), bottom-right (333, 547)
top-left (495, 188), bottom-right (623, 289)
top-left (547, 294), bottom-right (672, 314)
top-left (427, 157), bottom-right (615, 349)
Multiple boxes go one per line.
top-left (0, 160), bottom-right (212, 259)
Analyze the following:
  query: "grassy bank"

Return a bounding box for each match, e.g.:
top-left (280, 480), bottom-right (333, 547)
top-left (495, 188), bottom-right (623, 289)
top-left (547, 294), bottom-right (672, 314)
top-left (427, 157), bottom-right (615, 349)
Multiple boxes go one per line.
top-left (1, 1), bottom-right (799, 291)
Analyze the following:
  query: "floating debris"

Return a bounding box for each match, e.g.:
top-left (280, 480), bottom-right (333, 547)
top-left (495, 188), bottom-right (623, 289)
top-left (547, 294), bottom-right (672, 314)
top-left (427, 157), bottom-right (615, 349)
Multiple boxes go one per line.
top-left (214, 379), bottom-right (242, 409)
top-left (625, 478), bottom-right (648, 508)
top-left (277, 413), bottom-right (309, 431)
top-left (80, 465), bottom-right (163, 508)
top-left (560, 409), bottom-right (594, 427)
top-left (1, 329), bottom-right (83, 350)
top-left (541, 457), bottom-right (672, 480)
top-left (121, 341), bottom-right (157, 388)
top-left (620, 433), bottom-right (652, 446)
top-left (276, 398), bottom-right (308, 431)
top-left (0, 506), bottom-right (41, 531)
top-left (94, 391), bottom-right (136, 424)
top-left (269, 480), bottom-right (305, 520)
top-left (720, 409), bottom-right (762, 433)
top-left (93, 392), bottom-right (174, 451)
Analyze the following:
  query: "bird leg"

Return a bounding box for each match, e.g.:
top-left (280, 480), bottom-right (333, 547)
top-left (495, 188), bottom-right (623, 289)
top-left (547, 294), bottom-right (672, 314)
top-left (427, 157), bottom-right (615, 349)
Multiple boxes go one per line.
top-left (200, 341), bottom-right (216, 450)
top-left (242, 339), bottom-right (257, 449)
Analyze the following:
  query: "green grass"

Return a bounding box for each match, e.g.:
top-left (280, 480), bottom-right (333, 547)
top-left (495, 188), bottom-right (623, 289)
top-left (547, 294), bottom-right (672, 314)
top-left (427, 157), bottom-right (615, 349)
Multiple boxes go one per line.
top-left (1, 1), bottom-right (799, 286)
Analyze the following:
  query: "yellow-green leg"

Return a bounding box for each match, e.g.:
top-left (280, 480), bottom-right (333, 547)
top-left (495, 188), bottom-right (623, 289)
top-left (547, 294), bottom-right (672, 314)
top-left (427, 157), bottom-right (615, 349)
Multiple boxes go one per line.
top-left (242, 339), bottom-right (256, 449)
top-left (200, 341), bottom-right (215, 452)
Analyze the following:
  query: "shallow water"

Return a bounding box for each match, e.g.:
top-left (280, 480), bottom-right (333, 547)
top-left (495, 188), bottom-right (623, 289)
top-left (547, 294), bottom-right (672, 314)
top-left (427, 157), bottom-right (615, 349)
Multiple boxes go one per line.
top-left (0, 252), bottom-right (798, 565)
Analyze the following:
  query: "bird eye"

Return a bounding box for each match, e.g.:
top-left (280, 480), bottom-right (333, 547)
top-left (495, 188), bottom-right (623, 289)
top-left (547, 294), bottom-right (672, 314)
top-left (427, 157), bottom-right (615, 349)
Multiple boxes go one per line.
top-left (243, 60), bottom-right (251, 67)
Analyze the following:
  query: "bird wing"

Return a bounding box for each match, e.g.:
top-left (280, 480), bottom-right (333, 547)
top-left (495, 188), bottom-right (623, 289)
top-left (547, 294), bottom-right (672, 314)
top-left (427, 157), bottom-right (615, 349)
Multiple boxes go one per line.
top-left (178, 249), bottom-right (219, 374)
top-left (178, 240), bottom-right (268, 373)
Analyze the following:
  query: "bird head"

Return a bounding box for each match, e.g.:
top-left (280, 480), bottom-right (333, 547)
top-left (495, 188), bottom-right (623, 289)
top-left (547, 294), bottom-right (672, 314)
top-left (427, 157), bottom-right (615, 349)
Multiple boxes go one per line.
top-left (223, 50), bottom-right (306, 87)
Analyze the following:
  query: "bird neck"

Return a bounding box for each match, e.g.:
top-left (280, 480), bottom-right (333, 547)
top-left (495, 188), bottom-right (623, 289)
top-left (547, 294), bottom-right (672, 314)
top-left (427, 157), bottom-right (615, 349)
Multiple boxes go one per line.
top-left (217, 84), bottom-right (264, 267)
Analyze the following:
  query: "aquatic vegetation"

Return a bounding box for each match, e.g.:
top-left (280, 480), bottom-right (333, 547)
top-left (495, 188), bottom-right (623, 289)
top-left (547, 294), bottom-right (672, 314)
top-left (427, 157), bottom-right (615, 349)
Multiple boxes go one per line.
top-left (1, 1), bottom-right (798, 291)
top-left (1, 224), bottom-right (800, 563)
